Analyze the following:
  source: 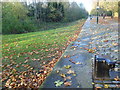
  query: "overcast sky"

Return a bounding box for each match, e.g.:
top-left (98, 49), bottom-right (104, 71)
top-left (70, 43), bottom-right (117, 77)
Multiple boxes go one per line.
top-left (74, 0), bottom-right (93, 13)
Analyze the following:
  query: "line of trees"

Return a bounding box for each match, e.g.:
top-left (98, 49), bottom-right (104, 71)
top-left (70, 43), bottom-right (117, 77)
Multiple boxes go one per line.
top-left (2, 2), bottom-right (35, 34)
top-left (90, 1), bottom-right (118, 18)
top-left (119, 1), bottom-right (120, 18)
top-left (2, 1), bottom-right (88, 34)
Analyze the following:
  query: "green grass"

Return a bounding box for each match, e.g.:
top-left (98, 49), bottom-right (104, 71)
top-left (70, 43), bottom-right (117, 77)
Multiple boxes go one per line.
top-left (35, 20), bottom-right (83, 31)
top-left (2, 19), bottom-right (85, 70)
top-left (2, 19), bottom-right (86, 88)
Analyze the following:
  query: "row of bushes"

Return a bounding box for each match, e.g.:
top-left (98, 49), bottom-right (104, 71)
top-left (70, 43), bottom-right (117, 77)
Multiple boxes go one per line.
top-left (2, 2), bottom-right (88, 34)
top-left (2, 2), bottom-right (36, 34)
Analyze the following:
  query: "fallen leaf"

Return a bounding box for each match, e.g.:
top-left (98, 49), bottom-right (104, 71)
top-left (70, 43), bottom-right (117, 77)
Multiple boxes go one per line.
top-left (104, 40), bottom-right (108, 42)
top-left (5, 44), bottom-right (9, 47)
top-left (60, 73), bottom-right (66, 78)
top-left (92, 47), bottom-right (97, 50)
top-left (64, 76), bottom-right (72, 81)
top-left (67, 70), bottom-right (75, 74)
top-left (84, 48), bottom-right (89, 50)
top-left (74, 48), bottom-right (76, 50)
top-left (25, 57), bottom-right (30, 60)
top-left (42, 62), bottom-right (46, 64)
top-left (24, 60), bottom-right (28, 63)
top-left (96, 87), bottom-right (102, 88)
top-left (89, 42), bottom-right (93, 44)
top-left (28, 52), bottom-right (33, 55)
top-left (64, 65), bottom-right (71, 69)
top-left (54, 80), bottom-right (63, 87)
top-left (88, 49), bottom-right (95, 53)
top-left (64, 55), bottom-right (67, 58)
top-left (64, 81), bottom-right (72, 86)
top-left (56, 70), bottom-right (60, 73)
top-left (112, 43), bottom-right (118, 46)
top-left (104, 84), bottom-right (109, 88)
top-left (73, 74), bottom-right (76, 76)
top-left (114, 76), bottom-right (120, 81)
top-left (69, 59), bottom-right (76, 64)
top-left (45, 49), bottom-right (49, 52)
top-left (64, 55), bottom-right (70, 58)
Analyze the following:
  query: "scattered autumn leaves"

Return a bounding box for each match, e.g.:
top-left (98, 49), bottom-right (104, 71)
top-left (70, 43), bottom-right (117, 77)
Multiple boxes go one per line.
top-left (54, 53), bottom-right (80, 87)
top-left (2, 20), bottom-right (85, 88)
top-left (90, 17), bottom-right (109, 25)
top-left (93, 75), bottom-right (120, 88)
top-left (54, 65), bottom-right (76, 87)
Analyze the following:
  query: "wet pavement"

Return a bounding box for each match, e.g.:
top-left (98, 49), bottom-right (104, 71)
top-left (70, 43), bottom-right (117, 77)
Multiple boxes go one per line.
top-left (41, 17), bottom-right (119, 88)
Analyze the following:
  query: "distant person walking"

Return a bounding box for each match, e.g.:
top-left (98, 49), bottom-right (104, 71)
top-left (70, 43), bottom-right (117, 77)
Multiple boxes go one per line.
top-left (90, 15), bottom-right (93, 20)
top-left (103, 13), bottom-right (106, 19)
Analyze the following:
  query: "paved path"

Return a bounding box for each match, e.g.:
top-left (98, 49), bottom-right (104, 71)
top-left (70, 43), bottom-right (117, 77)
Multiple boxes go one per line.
top-left (41, 17), bottom-right (119, 88)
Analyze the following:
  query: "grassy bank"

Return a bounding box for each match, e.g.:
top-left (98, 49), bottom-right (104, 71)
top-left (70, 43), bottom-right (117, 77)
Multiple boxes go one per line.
top-left (2, 19), bottom-right (86, 88)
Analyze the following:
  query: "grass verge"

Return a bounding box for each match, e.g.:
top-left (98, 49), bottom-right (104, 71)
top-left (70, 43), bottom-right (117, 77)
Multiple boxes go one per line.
top-left (2, 19), bottom-right (86, 88)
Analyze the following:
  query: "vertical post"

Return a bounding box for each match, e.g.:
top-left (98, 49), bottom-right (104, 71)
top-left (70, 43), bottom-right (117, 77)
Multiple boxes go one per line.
top-left (96, 0), bottom-right (99, 24)
top-left (94, 55), bottom-right (97, 77)
top-left (97, 11), bottom-right (98, 24)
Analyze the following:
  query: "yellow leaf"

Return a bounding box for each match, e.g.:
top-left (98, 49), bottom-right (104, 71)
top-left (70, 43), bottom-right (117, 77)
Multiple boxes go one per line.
top-left (73, 73), bottom-right (76, 76)
top-left (60, 73), bottom-right (66, 78)
top-left (67, 70), bottom-right (75, 74)
top-left (64, 65), bottom-right (71, 69)
top-left (88, 49), bottom-right (95, 53)
top-left (56, 70), bottom-right (60, 73)
top-left (104, 84), bottom-right (109, 88)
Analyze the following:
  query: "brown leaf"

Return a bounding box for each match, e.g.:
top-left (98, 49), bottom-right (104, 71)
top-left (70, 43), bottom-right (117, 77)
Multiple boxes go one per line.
top-left (112, 43), bottom-right (118, 46)
top-left (69, 60), bottom-right (76, 64)
top-left (89, 42), bottom-right (93, 44)
top-left (64, 55), bottom-right (70, 58)
top-left (25, 57), bottom-right (30, 60)
top-left (84, 48), bottom-right (89, 50)
top-left (24, 60), bottom-right (28, 63)
top-left (64, 76), bottom-right (72, 81)
top-left (28, 52), bottom-right (33, 55)
top-left (45, 49), bottom-right (49, 52)
top-left (88, 49), bottom-right (95, 53)
top-left (104, 40), bottom-right (108, 42)
top-left (64, 81), bottom-right (72, 86)
top-left (92, 47), bottom-right (97, 50)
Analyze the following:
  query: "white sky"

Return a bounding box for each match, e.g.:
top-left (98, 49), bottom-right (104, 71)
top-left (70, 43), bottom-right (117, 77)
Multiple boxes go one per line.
top-left (73, 0), bottom-right (93, 13)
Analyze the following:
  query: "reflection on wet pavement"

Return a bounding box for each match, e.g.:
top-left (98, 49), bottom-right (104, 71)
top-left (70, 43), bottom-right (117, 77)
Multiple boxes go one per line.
top-left (41, 17), bottom-right (119, 88)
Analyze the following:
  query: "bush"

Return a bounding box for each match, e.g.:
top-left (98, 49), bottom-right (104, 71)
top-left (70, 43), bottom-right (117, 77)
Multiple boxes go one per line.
top-left (2, 2), bottom-right (35, 34)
